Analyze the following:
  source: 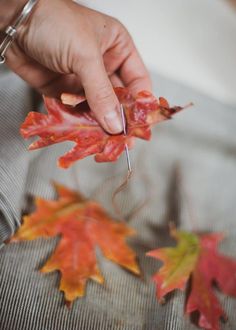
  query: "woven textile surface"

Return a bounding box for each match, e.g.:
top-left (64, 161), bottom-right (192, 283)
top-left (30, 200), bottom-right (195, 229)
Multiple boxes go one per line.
top-left (0, 65), bottom-right (236, 330)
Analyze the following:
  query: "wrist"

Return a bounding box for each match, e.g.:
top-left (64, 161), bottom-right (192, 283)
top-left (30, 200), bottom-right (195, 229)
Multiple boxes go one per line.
top-left (0, 0), bottom-right (28, 30)
top-left (0, 0), bottom-right (39, 65)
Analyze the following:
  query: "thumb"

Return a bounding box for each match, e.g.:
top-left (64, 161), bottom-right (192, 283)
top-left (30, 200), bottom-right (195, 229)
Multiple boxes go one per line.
top-left (75, 56), bottom-right (123, 134)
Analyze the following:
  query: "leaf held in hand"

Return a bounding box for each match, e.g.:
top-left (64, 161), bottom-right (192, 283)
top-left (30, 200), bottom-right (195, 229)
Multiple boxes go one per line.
top-left (147, 229), bottom-right (236, 330)
top-left (20, 87), bottom-right (186, 168)
top-left (11, 183), bottom-right (140, 304)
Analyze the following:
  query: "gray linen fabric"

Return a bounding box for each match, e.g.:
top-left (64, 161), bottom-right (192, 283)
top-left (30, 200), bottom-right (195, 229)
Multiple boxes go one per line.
top-left (0, 65), bottom-right (236, 330)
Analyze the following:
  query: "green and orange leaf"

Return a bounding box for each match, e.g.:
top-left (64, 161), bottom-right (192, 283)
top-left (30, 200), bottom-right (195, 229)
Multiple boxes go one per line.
top-left (147, 228), bottom-right (199, 300)
top-left (147, 230), bottom-right (236, 330)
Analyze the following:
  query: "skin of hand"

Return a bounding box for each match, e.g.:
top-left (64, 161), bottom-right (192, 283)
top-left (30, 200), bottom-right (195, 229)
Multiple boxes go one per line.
top-left (3, 0), bottom-right (152, 133)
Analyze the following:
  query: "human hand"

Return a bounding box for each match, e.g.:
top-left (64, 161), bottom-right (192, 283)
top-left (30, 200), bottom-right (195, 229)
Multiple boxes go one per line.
top-left (5, 0), bottom-right (151, 133)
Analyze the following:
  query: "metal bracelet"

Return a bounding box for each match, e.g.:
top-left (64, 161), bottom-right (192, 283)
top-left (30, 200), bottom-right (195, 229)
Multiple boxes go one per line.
top-left (0, 0), bottom-right (38, 65)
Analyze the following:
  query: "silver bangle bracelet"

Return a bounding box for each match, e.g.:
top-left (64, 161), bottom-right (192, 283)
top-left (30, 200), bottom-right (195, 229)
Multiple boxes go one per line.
top-left (0, 0), bottom-right (38, 65)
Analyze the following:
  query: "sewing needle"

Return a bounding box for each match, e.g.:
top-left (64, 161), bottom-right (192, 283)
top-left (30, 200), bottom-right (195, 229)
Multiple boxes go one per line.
top-left (120, 104), bottom-right (132, 174)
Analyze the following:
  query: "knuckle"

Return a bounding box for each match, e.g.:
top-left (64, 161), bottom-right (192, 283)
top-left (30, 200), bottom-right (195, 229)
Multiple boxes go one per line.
top-left (113, 20), bottom-right (134, 51)
top-left (111, 17), bottom-right (125, 30)
top-left (110, 16), bottom-right (130, 37)
top-left (111, 16), bottom-right (123, 27)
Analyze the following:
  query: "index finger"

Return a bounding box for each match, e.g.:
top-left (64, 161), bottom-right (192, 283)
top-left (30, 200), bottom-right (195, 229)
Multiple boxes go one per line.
top-left (119, 44), bottom-right (152, 95)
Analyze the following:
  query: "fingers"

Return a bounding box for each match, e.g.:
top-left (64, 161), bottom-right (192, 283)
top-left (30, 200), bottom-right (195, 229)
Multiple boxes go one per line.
top-left (6, 42), bottom-right (57, 91)
top-left (6, 43), bottom-right (83, 97)
top-left (103, 18), bottom-right (152, 96)
top-left (75, 56), bottom-right (123, 134)
top-left (119, 45), bottom-right (152, 95)
top-left (110, 73), bottom-right (124, 88)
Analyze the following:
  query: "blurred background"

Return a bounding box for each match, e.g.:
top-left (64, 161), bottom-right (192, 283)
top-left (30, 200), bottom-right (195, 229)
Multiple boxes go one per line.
top-left (77, 0), bottom-right (236, 106)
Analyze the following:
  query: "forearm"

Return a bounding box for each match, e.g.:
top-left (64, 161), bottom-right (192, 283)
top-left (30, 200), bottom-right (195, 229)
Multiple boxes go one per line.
top-left (0, 0), bottom-right (27, 30)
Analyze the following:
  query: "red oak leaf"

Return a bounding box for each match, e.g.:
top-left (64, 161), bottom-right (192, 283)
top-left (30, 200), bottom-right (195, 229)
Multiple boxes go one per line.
top-left (147, 230), bottom-right (236, 330)
top-left (186, 233), bottom-right (236, 330)
top-left (20, 87), bottom-right (186, 168)
top-left (11, 183), bottom-right (140, 304)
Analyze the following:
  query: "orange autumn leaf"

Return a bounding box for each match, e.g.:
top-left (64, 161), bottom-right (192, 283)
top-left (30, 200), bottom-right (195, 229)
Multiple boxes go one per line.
top-left (20, 87), bottom-right (188, 168)
top-left (11, 183), bottom-right (140, 304)
top-left (147, 229), bottom-right (236, 330)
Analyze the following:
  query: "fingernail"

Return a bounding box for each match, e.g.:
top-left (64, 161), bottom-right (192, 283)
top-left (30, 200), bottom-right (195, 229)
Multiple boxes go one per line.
top-left (104, 111), bottom-right (123, 133)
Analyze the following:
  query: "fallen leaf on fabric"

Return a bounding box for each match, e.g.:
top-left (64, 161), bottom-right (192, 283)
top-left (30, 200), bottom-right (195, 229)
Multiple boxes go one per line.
top-left (11, 183), bottom-right (140, 304)
top-left (147, 229), bottom-right (200, 300)
top-left (147, 228), bottom-right (236, 330)
top-left (20, 87), bottom-right (188, 168)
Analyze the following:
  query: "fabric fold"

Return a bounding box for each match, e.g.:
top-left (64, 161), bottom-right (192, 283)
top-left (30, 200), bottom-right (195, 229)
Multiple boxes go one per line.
top-left (0, 69), bottom-right (32, 246)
